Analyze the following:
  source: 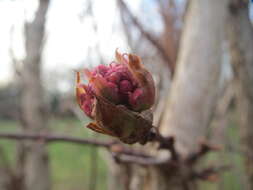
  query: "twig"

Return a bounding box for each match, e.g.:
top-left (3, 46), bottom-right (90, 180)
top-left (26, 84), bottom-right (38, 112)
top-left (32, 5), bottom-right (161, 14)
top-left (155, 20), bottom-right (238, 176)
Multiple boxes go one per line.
top-left (0, 131), bottom-right (222, 169)
top-left (109, 144), bottom-right (150, 158)
top-left (0, 131), bottom-right (227, 183)
top-left (0, 132), bottom-right (162, 162)
top-left (145, 130), bottom-right (179, 161)
top-left (191, 165), bottom-right (231, 182)
top-left (0, 132), bottom-right (175, 166)
top-left (0, 133), bottom-right (111, 147)
top-left (186, 141), bottom-right (221, 165)
top-left (117, 0), bottom-right (173, 72)
top-left (112, 153), bottom-right (169, 166)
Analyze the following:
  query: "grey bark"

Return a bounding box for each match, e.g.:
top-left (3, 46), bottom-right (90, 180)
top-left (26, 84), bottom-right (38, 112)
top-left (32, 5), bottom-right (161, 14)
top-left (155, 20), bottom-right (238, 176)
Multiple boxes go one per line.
top-left (227, 1), bottom-right (253, 189)
top-left (160, 0), bottom-right (228, 156)
top-left (153, 0), bottom-right (228, 188)
top-left (20, 0), bottom-right (51, 190)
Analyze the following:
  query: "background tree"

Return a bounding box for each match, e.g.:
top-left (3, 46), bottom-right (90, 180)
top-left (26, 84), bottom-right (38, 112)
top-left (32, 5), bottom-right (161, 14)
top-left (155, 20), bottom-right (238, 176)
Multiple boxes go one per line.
top-left (20, 0), bottom-right (51, 190)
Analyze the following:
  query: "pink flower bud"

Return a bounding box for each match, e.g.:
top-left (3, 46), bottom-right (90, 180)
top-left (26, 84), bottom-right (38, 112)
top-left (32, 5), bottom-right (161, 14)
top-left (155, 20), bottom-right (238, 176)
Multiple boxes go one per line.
top-left (76, 50), bottom-right (155, 144)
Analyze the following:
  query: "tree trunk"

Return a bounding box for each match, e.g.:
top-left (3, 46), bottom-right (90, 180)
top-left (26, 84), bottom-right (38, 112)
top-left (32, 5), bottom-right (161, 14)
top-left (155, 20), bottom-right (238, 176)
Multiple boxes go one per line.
top-left (152, 0), bottom-right (228, 189)
top-left (227, 1), bottom-right (253, 189)
top-left (20, 0), bottom-right (51, 190)
top-left (160, 0), bottom-right (228, 156)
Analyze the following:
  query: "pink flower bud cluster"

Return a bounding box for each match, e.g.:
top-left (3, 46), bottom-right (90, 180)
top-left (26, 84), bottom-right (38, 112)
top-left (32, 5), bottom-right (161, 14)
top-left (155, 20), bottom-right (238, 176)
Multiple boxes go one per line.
top-left (76, 50), bottom-right (155, 143)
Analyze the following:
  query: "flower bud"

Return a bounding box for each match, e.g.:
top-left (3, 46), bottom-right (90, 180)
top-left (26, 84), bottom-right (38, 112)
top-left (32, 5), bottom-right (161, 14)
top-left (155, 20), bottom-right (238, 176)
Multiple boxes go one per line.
top-left (76, 50), bottom-right (155, 144)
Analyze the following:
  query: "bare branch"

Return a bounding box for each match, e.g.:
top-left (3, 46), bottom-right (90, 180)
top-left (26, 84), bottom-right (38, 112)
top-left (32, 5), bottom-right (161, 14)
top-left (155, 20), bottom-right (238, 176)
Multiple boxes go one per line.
top-left (0, 133), bottom-right (111, 148)
top-left (0, 132), bottom-right (175, 166)
top-left (186, 141), bottom-right (221, 165)
top-left (0, 132), bottom-right (156, 158)
top-left (191, 165), bottom-right (231, 182)
top-left (145, 130), bottom-right (179, 161)
top-left (0, 131), bottom-right (222, 169)
top-left (117, 0), bottom-right (173, 73)
top-left (112, 153), bottom-right (169, 166)
top-left (0, 131), bottom-right (226, 182)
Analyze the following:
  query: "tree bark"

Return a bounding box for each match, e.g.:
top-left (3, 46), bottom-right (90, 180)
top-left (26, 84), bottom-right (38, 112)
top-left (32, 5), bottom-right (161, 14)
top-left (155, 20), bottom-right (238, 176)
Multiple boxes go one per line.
top-left (149, 0), bottom-right (228, 189)
top-left (20, 0), bottom-right (51, 190)
top-left (160, 0), bottom-right (228, 156)
top-left (227, 1), bottom-right (253, 189)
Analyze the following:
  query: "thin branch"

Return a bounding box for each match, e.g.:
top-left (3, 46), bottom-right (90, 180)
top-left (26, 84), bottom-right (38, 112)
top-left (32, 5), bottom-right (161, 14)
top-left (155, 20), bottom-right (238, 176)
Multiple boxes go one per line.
top-left (186, 141), bottom-right (221, 165)
top-left (191, 165), bottom-right (231, 182)
top-left (0, 132), bottom-right (174, 166)
top-left (117, 0), bottom-right (173, 73)
top-left (112, 153), bottom-right (169, 166)
top-left (0, 133), bottom-right (112, 147)
top-left (0, 131), bottom-right (222, 169)
top-left (110, 144), bottom-right (150, 158)
top-left (0, 132), bottom-right (157, 159)
top-left (146, 130), bottom-right (179, 161)
top-left (0, 131), bottom-right (227, 182)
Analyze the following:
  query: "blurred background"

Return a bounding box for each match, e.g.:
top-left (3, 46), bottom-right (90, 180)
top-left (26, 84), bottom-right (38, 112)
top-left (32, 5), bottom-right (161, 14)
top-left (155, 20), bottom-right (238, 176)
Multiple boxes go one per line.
top-left (0, 0), bottom-right (253, 190)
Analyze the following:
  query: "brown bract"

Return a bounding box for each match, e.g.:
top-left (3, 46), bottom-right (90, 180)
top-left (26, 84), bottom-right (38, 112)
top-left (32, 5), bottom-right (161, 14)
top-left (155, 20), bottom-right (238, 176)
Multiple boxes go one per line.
top-left (89, 93), bottom-right (153, 144)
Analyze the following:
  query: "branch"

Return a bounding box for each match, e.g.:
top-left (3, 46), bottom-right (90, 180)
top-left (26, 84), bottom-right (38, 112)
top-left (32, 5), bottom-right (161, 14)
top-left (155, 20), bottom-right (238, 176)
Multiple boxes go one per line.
top-left (186, 141), bottom-right (221, 165)
top-left (0, 132), bottom-right (220, 167)
top-left (0, 133), bottom-right (112, 147)
top-left (0, 132), bottom-right (227, 181)
top-left (0, 132), bottom-right (174, 166)
top-left (110, 144), bottom-right (150, 158)
top-left (0, 132), bottom-right (158, 160)
top-left (112, 153), bottom-right (169, 166)
top-left (117, 0), bottom-right (173, 73)
top-left (145, 130), bottom-right (179, 161)
top-left (191, 165), bottom-right (231, 182)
